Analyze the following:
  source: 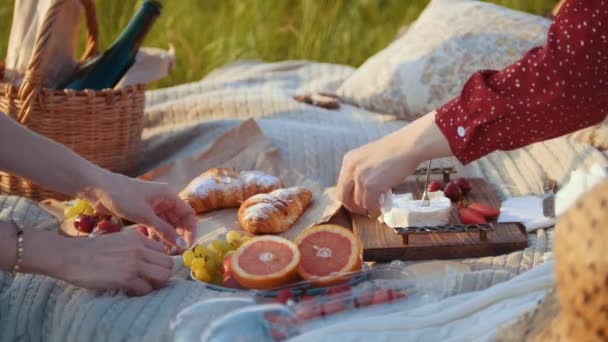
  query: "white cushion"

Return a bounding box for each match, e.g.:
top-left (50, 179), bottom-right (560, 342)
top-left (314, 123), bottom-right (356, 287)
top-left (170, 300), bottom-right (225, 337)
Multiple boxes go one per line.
top-left (337, 0), bottom-right (551, 120)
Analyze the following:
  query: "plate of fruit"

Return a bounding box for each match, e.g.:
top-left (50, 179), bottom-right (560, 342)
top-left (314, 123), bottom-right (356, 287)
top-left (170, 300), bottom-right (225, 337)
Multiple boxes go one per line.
top-left (60, 199), bottom-right (182, 254)
top-left (183, 224), bottom-right (369, 297)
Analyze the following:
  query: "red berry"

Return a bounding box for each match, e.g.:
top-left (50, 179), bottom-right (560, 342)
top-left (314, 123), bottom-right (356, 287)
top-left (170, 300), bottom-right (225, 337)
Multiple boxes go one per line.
top-left (459, 208), bottom-right (488, 225)
top-left (454, 178), bottom-right (472, 195)
top-left (299, 294), bottom-right (315, 303)
top-left (97, 220), bottom-right (121, 234)
top-left (327, 284), bottom-right (351, 295)
top-left (136, 225), bottom-right (149, 237)
top-left (468, 203), bottom-right (500, 218)
top-left (443, 182), bottom-right (463, 202)
top-left (322, 300), bottom-right (345, 315)
top-left (355, 290), bottom-right (374, 308)
top-left (74, 214), bottom-right (96, 234)
top-left (294, 304), bottom-right (322, 320)
top-left (427, 181), bottom-right (443, 192)
top-left (275, 289), bottom-right (295, 304)
top-left (269, 329), bottom-right (287, 341)
top-left (371, 289), bottom-right (393, 305)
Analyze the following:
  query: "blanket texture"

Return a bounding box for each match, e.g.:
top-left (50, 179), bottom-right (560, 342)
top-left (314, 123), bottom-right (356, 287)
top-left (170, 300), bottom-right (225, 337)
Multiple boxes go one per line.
top-left (1, 61), bottom-right (607, 341)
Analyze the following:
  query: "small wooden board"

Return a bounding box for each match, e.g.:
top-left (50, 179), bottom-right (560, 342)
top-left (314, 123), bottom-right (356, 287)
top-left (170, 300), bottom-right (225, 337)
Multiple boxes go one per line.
top-left (352, 178), bottom-right (528, 262)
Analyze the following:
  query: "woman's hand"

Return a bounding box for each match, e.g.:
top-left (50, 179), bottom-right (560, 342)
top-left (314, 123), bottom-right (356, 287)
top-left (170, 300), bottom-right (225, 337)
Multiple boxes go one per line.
top-left (337, 112), bottom-right (453, 216)
top-left (81, 172), bottom-right (197, 247)
top-left (58, 229), bottom-right (173, 296)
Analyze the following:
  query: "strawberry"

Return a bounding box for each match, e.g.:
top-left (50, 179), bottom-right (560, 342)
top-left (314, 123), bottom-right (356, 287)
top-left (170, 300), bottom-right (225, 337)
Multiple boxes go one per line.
top-left (371, 289), bottom-right (394, 305)
top-left (355, 290), bottom-right (374, 308)
top-left (322, 300), bottom-right (345, 315)
top-left (459, 208), bottom-right (487, 225)
top-left (136, 225), bottom-right (149, 237)
top-left (327, 284), bottom-right (351, 296)
top-left (97, 220), bottom-right (121, 234)
top-left (294, 304), bottom-right (323, 320)
top-left (427, 181), bottom-right (443, 192)
top-left (275, 289), bottom-right (295, 304)
top-left (454, 178), bottom-right (472, 195)
top-left (468, 203), bottom-right (500, 218)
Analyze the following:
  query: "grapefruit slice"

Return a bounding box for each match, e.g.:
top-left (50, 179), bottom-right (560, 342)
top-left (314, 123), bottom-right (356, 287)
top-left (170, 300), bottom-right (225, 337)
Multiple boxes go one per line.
top-left (231, 235), bottom-right (301, 289)
top-left (294, 224), bottom-right (363, 286)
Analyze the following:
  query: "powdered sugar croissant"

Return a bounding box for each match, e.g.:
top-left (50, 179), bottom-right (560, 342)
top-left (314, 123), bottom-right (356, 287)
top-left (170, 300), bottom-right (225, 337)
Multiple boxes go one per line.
top-left (238, 186), bottom-right (313, 234)
top-left (179, 168), bottom-right (283, 214)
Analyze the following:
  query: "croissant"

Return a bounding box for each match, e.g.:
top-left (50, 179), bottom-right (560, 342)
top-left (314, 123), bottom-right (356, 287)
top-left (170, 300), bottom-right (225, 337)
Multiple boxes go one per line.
top-left (238, 186), bottom-right (313, 234)
top-left (179, 168), bottom-right (283, 214)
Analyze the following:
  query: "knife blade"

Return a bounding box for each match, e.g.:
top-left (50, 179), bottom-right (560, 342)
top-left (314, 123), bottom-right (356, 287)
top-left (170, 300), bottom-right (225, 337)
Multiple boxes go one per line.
top-left (542, 177), bottom-right (556, 218)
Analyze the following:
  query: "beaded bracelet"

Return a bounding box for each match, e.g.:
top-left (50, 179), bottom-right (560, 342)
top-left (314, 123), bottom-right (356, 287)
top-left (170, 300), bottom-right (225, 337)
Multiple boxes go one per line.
top-left (10, 219), bottom-right (25, 275)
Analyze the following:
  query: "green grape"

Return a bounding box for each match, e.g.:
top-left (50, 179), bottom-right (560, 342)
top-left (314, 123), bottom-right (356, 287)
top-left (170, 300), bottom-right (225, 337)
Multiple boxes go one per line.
top-left (191, 257), bottom-right (206, 271)
top-left (204, 254), bottom-right (220, 275)
top-left (194, 267), bottom-right (211, 283)
top-left (225, 231), bottom-right (241, 246)
top-left (182, 250), bottom-right (195, 268)
top-left (207, 244), bottom-right (223, 257)
top-left (64, 206), bottom-right (81, 219)
top-left (212, 239), bottom-right (231, 254)
top-left (194, 245), bottom-right (207, 258)
top-left (73, 199), bottom-right (90, 213)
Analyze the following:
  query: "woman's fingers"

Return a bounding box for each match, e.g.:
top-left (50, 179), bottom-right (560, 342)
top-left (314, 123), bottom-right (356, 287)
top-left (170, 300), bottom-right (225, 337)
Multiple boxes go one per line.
top-left (363, 187), bottom-right (382, 218)
top-left (143, 246), bottom-right (174, 269)
top-left (138, 260), bottom-right (172, 287)
top-left (352, 178), bottom-right (368, 215)
top-left (141, 233), bottom-right (167, 253)
top-left (125, 277), bottom-right (154, 296)
top-left (142, 210), bottom-right (178, 245)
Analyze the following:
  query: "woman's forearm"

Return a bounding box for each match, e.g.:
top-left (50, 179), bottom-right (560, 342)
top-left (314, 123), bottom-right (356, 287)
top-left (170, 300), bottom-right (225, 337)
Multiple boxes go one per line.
top-left (0, 114), bottom-right (109, 197)
top-left (0, 220), bottom-right (68, 276)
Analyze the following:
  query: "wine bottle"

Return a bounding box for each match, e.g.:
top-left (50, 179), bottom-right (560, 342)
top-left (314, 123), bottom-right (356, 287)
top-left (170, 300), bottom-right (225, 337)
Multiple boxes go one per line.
top-left (61, 0), bottom-right (162, 90)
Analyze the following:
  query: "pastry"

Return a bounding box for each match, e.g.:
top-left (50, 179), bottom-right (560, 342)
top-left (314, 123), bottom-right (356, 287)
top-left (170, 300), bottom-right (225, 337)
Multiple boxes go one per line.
top-left (238, 186), bottom-right (313, 234)
top-left (179, 168), bottom-right (282, 214)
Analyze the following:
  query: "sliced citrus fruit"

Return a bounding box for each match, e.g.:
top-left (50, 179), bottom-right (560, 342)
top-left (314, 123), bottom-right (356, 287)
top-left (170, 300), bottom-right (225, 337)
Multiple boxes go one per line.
top-left (294, 224), bottom-right (362, 286)
top-left (231, 235), bottom-right (301, 289)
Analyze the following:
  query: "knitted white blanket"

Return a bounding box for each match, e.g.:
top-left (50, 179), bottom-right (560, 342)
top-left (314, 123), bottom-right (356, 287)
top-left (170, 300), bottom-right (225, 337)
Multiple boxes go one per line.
top-left (1, 61), bottom-right (607, 341)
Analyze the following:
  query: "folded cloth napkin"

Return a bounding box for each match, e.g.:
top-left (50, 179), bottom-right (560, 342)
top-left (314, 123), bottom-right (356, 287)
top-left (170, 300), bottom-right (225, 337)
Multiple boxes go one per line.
top-left (498, 196), bottom-right (555, 232)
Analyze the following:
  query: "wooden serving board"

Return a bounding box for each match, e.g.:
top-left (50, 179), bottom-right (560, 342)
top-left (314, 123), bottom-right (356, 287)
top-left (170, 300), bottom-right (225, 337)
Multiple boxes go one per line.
top-left (352, 178), bottom-right (528, 262)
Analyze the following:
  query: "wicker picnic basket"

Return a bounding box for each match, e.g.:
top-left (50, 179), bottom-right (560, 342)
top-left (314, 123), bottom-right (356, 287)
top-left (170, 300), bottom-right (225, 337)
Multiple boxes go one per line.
top-left (0, 0), bottom-right (145, 201)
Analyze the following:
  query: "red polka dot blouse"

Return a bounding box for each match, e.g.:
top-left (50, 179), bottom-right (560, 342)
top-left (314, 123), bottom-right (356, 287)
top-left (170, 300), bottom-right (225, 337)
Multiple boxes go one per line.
top-left (435, 0), bottom-right (608, 165)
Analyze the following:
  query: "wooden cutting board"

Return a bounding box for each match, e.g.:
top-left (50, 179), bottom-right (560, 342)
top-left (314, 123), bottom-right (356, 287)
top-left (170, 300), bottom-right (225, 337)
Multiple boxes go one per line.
top-left (352, 178), bottom-right (528, 262)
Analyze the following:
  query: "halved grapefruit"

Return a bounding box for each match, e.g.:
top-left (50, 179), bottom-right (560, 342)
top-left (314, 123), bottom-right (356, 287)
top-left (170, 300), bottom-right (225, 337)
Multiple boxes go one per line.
top-left (294, 224), bottom-right (362, 286)
top-left (231, 235), bottom-right (301, 289)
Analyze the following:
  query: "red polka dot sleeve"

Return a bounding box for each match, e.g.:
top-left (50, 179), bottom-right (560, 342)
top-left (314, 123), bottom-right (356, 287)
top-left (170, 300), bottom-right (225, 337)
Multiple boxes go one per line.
top-left (435, 0), bottom-right (608, 165)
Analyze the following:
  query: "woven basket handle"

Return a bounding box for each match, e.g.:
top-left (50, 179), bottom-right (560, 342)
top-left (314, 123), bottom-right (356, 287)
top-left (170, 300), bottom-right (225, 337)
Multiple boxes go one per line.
top-left (17, 0), bottom-right (101, 123)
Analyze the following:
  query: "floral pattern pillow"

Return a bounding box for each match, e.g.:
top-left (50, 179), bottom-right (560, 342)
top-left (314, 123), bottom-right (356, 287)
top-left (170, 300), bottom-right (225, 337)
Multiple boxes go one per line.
top-left (336, 0), bottom-right (551, 121)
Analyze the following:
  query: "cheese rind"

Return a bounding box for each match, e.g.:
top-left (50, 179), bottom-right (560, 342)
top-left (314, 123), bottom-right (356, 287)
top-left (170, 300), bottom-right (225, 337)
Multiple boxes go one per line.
top-left (379, 190), bottom-right (451, 228)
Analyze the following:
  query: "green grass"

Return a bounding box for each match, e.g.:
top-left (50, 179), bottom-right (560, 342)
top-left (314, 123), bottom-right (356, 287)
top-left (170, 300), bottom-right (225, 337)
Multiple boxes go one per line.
top-left (0, 0), bottom-right (555, 89)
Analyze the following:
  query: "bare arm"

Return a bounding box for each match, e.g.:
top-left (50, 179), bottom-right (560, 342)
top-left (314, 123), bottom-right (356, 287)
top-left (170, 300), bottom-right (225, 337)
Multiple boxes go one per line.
top-left (0, 114), bottom-right (196, 245)
top-left (0, 114), bottom-right (107, 197)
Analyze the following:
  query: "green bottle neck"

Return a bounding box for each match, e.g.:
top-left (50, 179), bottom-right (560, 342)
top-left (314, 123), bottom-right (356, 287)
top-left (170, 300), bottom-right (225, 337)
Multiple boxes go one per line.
top-left (107, 0), bottom-right (162, 60)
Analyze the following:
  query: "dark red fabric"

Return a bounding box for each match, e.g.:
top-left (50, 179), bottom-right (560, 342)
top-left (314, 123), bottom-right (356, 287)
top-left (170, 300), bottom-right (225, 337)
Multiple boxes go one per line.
top-left (435, 0), bottom-right (608, 164)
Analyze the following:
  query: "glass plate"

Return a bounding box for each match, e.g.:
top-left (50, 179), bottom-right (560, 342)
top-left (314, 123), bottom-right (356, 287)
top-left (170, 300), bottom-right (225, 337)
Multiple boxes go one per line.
top-left (190, 264), bottom-right (370, 297)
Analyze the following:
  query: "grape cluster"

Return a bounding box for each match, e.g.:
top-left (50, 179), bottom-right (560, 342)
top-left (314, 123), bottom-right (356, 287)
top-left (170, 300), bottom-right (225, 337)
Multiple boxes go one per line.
top-left (64, 199), bottom-right (122, 236)
top-left (183, 230), bottom-right (251, 287)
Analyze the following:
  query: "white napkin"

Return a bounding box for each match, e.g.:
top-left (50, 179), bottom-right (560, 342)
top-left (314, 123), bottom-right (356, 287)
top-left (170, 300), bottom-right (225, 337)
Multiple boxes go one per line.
top-left (498, 163), bottom-right (608, 232)
top-left (498, 196), bottom-right (555, 232)
top-left (554, 163), bottom-right (608, 216)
